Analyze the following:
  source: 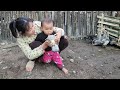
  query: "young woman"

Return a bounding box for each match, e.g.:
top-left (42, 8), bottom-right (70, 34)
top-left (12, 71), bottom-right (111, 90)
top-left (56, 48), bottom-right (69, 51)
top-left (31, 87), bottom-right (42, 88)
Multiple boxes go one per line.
top-left (9, 17), bottom-right (68, 72)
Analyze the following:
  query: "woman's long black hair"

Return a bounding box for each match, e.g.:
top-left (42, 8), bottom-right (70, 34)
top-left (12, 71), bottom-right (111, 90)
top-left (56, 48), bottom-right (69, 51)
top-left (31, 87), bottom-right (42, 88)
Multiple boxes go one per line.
top-left (9, 17), bottom-right (33, 38)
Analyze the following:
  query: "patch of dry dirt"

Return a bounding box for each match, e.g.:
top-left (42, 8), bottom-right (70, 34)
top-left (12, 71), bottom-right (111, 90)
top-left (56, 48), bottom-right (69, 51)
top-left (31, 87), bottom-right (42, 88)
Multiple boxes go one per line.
top-left (1, 40), bottom-right (120, 79)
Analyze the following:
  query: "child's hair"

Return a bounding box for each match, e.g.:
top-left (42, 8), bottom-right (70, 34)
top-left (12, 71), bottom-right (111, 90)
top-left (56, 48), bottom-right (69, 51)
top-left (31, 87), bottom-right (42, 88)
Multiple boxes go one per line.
top-left (9, 17), bottom-right (33, 38)
top-left (41, 18), bottom-right (55, 27)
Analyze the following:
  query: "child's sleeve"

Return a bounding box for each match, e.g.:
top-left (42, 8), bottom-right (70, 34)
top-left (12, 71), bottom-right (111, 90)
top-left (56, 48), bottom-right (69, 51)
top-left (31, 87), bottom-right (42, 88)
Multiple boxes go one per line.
top-left (33, 21), bottom-right (42, 34)
top-left (17, 38), bottom-right (44, 60)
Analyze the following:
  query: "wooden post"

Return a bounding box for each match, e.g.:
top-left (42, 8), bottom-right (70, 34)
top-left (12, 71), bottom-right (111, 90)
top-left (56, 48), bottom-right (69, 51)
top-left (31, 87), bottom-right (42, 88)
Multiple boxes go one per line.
top-left (101, 13), bottom-right (104, 34)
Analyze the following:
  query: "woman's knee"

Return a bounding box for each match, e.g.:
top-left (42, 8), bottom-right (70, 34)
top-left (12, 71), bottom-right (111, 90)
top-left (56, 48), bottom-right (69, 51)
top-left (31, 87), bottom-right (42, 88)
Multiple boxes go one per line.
top-left (59, 36), bottom-right (69, 51)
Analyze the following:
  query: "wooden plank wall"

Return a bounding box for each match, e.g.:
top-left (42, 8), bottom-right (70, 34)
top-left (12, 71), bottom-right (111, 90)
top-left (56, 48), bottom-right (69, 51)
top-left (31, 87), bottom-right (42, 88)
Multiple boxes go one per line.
top-left (0, 11), bottom-right (111, 42)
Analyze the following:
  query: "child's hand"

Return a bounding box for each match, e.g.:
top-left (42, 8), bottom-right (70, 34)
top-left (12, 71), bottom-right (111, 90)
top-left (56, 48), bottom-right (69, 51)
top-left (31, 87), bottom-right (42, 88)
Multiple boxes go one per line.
top-left (50, 40), bottom-right (56, 46)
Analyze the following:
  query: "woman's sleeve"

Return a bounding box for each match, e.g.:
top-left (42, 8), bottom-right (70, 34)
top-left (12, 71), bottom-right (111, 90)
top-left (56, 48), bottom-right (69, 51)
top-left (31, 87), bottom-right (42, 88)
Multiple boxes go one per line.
top-left (33, 21), bottom-right (42, 34)
top-left (17, 38), bottom-right (44, 60)
top-left (53, 27), bottom-right (65, 36)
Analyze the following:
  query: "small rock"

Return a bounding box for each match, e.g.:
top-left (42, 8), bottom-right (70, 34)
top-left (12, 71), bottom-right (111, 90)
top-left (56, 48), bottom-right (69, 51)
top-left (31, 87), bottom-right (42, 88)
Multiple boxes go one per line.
top-left (70, 59), bottom-right (74, 63)
top-left (1, 43), bottom-right (5, 46)
top-left (81, 59), bottom-right (84, 60)
top-left (101, 65), bottom-right (104, 67)
top-left (2, 66), bottom-right (8, 69)
top-left (98, 49), bottom-right (102, 52)
top-left (104, 62), bottom-right (108, 64)
top-left (102, 76), bottom-right (106, 78)
top-left (7, 71), bottom-right (14, 77)
top-left (78, 57), bottom-right (83, 60)
top-left (84, 56), bottom-right (87, 58)
top-left (20, 66), bottom-right (25, 70)
top-left (92, 54), bottom-right (95, 56)
top-left (67, 56), bottom-right (73, 59)
top-left (2, 49), bottom-right (6, 51)
top-left (109, 72), bottom-right (112, 74)
top-left (68, 50), bottom-right (75, 53)
top-left (89, 64), bottom-right (93, 67)
top-left (0, 61), bottom-right (3, 64)
top-left (117, 66), bottom-right (120, 69)
top-left (73, 71), bottom-right (76, 74)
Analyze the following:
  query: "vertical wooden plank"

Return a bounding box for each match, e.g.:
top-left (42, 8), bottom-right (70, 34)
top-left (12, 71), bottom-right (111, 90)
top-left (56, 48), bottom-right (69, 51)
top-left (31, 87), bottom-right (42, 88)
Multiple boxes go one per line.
top-left (10, 11), bottom-right (13, 41)
top-left (9, 11), bottom-right (11, 42)
top-left (28, 11), bottom-right (30, 18)
top-left (6, 11), bottom-right (10, 41)
top-left (52, 11), bottom-right (54, 20)
top-left (60, 12), bottom-right (63, 29)
top-left (5, 11), bottom-right (9, 41)
top-left (0, 11), bottom-right (1, 33)
top-left (4, 11), bottom-right (7, 40)
top-left (54, 11), bottom-right (58, 27)
top-left (86, 11), bottom-right (90, 36)
top-left (25, 11), bottom-right (29, 17)
top-left (49, 11), bottom-right (52, 19)
top-left (78, 11), bottom-right (81, 38)
top-left (2, 11), bottom-right (6, 40)
top-left (30, 11), bottom-right (32, 19)
top-left (0, 11), bottom-right (4, 40)
top-left (67, 11), bottom-right (72, 37)
top-left (76, 11), bottom-right (79, 38)
top-left (31, 11), bottom-right (34, 19)
top-left (80, 11), bottom-right (83, 39)
top-left (33, 11), bottom-right (35, 19)
top-left (61, 11), bottom-right (65, 34)
top-left (90, 11), bottom-right (93, 35)
top-left (9, 11), bottom-right (13, 41)
top-left (34, 11), bottom-right (36, 20)
top-left (74, 11), bottom-right (77, 37)
top-left (92, 11), bottom-right (95, 35)
top-left (94, 11), bottom-right (98, 35)
top-left (101, 13), bottom-right (104, 33)
top-left (30, 11), bottom-right (32, 18)
top-left (41, 11), bottom-right (44, 20)
top-left (64, 11), bottom-right (67, 35)
top-left (57, 11), bottom-right (61, 28)
top-left (25, 11), bottom-right (28, 17)
top-left (36, 11), bottom-right (39, 20)
top-left (83, 11), bottom-right (87, 38)
top-left (71, 11), bottom-right (74, 36)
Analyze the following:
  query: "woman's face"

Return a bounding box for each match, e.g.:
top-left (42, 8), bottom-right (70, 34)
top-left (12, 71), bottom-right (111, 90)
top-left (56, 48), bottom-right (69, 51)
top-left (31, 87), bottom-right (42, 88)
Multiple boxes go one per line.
top-left (25, 22), bottom-right (35, 37)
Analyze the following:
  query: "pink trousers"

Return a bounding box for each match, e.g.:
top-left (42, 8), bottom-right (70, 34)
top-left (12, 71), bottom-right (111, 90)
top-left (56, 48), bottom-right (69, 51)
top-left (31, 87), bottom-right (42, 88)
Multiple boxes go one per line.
top-left (42, 51), bottom-right (64, 69)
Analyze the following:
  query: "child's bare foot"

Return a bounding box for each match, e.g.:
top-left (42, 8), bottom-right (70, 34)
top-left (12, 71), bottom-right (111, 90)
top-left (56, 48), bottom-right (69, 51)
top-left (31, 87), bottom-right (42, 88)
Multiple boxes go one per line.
top-left (62, 68), bottom-right (68, 74)
top-left (26, 61), bottom-right (35, 72)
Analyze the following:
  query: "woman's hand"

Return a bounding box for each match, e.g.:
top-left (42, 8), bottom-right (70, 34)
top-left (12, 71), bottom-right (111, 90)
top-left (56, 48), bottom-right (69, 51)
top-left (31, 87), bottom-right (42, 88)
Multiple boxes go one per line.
top-left (41, 40), bottom-right (50, 49)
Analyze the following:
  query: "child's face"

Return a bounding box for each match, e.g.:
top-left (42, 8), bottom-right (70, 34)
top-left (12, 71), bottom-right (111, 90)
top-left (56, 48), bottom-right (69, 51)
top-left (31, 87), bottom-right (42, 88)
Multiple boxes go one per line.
top-left (41, 22), bottom-right (54, 35)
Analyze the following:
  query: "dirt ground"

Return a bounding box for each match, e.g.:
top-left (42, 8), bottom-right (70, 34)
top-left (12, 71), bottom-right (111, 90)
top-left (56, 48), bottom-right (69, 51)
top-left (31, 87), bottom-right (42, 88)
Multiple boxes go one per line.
top-left (1, 39), bottom-right (120, 79)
